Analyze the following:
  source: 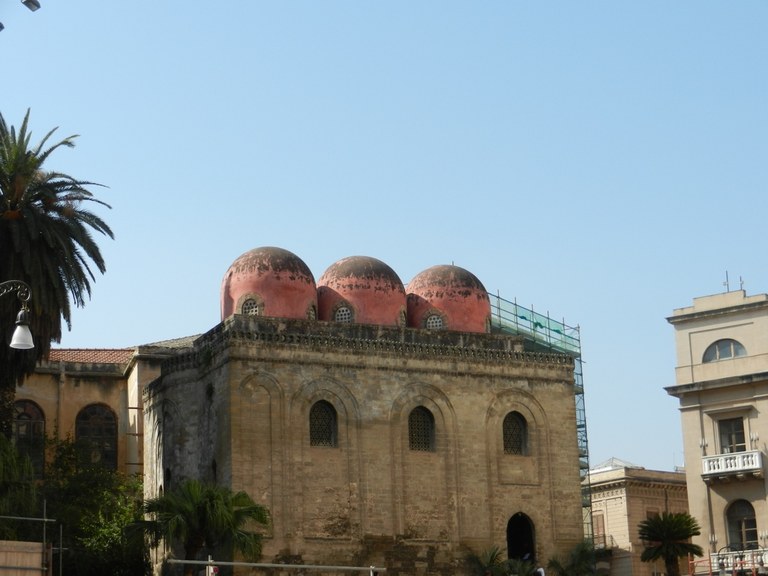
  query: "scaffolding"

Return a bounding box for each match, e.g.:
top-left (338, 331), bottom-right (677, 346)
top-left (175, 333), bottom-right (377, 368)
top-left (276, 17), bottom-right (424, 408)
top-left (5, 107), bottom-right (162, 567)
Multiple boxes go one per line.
top-left (488, 292), bottom-right (592, 539)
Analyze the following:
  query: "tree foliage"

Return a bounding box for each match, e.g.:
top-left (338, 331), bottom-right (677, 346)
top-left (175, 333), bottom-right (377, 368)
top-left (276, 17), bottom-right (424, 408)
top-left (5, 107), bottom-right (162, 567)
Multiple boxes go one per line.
top-left (508, 557), bottom-right (537, 576)
top-left (0, 109), bottom-right (112, 437)
top-left (0, 434), bottom-right (37, 540)
top-left (135, 479), bottom-right (269, 576)
top-left (468, 546), bottom-right (514, 576)
top-left (0, 433), bottom-right (148, 574)
top-left (638, 512), bottom-right (703, 576)
top-left (547, 540), bottom-right (597, 576)
top-left (40, 436), bottom-right (150, 576)
top-left (467, 547), bottom-right (539, 576)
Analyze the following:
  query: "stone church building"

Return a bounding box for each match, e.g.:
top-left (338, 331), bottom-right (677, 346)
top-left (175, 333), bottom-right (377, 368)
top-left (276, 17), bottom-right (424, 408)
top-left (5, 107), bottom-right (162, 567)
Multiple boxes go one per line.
top-left (18, 246), bottom-right (586, 574)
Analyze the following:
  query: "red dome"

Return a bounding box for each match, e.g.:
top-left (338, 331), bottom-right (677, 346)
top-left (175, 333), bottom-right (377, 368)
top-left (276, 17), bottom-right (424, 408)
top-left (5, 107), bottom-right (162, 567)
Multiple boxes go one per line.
top-left (317, 256), bottom-right (406, 326)
top-left (220, 246), bottom-right (317, 321)
top-left (406, 265), bottom-right (491, 333)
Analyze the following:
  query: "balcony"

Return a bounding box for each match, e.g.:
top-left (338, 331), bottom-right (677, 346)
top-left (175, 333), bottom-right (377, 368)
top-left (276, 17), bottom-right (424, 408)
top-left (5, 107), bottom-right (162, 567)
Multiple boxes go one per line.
top-left (704, 547), bottom-right (768, 576)
top-left (702, 450), bottom-right (764, 483)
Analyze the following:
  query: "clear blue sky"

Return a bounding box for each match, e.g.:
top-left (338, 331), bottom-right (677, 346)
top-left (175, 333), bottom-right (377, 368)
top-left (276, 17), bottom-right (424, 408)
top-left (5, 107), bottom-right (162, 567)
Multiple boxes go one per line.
top-left (2, 1), bottom-right (767, 472)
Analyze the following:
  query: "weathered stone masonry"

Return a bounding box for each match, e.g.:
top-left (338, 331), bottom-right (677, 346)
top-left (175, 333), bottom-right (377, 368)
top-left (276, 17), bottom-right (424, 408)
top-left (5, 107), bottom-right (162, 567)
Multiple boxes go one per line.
top-left (144, 315), bottom-right (584, 574)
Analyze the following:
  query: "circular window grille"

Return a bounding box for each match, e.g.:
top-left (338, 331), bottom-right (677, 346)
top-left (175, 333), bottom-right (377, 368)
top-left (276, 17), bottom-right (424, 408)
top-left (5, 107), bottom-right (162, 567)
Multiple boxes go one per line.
top-left (242, 299), bottom-right (260, 316)
top-left (425, 314), bottom-right (443, 329)
top-left (334, 306), bottom-right (353, 323)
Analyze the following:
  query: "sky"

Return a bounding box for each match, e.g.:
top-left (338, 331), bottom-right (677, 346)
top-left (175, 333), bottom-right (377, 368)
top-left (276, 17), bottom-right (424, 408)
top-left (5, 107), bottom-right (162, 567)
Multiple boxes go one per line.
top-left (1, 1), bottom-right (767, 473)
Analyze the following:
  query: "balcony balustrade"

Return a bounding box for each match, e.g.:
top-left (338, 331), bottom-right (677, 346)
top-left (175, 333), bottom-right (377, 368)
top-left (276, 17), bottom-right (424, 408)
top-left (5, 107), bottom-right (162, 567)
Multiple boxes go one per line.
top-left (702, 450), bottom-right (763, 482)
top-left (705, 547), bottom-right (768, 576)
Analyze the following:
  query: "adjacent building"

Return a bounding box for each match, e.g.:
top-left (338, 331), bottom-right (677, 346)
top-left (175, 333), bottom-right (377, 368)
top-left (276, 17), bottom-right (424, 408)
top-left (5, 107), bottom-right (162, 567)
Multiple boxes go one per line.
top-left (667, 289), bottom-right (768, 575)
top-left (587, 458), bottom-right (688, 576)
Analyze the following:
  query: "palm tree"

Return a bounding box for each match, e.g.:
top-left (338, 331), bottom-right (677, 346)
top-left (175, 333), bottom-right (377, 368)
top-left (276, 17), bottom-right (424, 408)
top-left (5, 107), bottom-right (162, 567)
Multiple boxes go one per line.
top-left (508, 557), bottom-right (537, 576)
top-left (0, 109), bottom-right (113, 437)
top-left (468, 546), bottom-right (512, 576)
top-left (547, 540), bottom-right (596, 576)
top-left (136, 479), bottom-right (269, 576)
top-left (638, 512), bottom-right (703, 576)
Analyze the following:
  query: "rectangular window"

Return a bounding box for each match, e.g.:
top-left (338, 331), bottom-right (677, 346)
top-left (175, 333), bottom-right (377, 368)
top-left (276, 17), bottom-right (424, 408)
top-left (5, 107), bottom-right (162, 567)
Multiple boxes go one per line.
top-left (593, 513), bottom-right (606, 548)
top-left (719, 418), bottom-right (746, 454)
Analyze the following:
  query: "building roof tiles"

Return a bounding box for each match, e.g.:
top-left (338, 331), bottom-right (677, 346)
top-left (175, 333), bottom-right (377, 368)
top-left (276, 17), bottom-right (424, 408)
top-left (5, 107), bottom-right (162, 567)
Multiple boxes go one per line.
top-left (47, 348), bottom-right (135, 364)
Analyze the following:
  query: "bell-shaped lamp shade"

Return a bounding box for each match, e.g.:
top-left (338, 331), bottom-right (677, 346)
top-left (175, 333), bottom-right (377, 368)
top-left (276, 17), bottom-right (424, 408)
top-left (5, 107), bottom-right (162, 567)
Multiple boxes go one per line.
top-left (22, 0), bottom-right (41, 12)
top-left (10, 308), bottom-right (34, 350)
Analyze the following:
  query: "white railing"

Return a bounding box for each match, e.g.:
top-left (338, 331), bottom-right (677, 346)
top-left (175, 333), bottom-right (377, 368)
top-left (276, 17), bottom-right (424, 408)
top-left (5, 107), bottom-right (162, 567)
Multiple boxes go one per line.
top-left (707, 548), bottom-right (768, 576)
top-left (702, 450), bottom-right (763, 477)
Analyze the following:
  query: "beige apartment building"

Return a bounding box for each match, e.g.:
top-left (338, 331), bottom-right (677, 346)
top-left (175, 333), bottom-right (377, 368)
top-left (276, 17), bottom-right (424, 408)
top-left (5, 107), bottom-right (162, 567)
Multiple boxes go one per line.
top-left (667, 289), bottom-right (768, 576)
top-left (587, 458), bottom-right (688, 576)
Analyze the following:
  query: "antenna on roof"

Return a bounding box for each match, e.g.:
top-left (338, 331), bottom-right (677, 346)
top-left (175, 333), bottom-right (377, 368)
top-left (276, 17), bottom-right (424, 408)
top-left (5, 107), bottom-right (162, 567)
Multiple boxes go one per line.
top-left (740, 276), bottom-right (744, 291)
top-left (724, 271), bottom-right (730, 292)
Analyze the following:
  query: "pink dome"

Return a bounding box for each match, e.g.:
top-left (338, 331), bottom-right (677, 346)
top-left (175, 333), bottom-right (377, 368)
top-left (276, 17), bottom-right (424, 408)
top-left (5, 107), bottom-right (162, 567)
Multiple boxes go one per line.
top-left (317, 256), bottom-right (406, 326)
top-left (406, 265), bottom-right (491, 333)
top-left (220, 246), bottom-right (317, 321)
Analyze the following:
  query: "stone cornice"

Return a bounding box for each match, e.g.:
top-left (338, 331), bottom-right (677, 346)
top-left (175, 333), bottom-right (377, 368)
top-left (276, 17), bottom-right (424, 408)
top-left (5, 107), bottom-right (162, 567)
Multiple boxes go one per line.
top-left (667, 298), bottom-right (768, 325)
top-left (155, 315), bottom-right (575, 379)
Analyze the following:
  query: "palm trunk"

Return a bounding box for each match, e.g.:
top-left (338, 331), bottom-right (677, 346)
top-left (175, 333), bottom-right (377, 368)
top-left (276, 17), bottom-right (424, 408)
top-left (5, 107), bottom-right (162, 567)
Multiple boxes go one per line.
top-left (184, 540), bottom-right (204, 576)
top-left (666, 556), bottom-right (681, 576)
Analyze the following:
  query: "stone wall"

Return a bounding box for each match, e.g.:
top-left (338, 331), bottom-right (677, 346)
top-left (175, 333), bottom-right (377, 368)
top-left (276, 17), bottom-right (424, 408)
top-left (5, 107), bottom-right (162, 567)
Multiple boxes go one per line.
top-left (145, 316), bottom-right (584, 574)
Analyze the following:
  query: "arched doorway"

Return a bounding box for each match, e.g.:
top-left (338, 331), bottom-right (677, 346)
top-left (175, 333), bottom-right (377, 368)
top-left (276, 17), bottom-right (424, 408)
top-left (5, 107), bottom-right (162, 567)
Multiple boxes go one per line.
top-left (507, 512), bottom-right (535, 561)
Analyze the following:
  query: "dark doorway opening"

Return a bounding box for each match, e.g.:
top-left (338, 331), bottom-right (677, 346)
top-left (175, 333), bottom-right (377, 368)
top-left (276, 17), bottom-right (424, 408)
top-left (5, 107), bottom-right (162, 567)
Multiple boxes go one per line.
top-left (507, 512), bottom-right (535, 561)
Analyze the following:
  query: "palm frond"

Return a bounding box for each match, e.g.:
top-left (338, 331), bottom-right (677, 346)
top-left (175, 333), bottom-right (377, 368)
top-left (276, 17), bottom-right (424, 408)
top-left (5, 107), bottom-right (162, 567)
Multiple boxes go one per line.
top-left (136, 479), bottom-right (269, 563)
top-left (638, 512), bottom-right (703, 576)
top-left (547, 540), bottom-right (596, 576)
top-left (0, 108), bottom-right (113, 436)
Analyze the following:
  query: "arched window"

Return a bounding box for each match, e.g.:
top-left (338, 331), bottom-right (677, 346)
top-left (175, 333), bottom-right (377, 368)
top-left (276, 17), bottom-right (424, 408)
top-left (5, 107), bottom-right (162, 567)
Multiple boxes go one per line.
top-left (503, 411), bottom-right (528, 455)
top-left (727, 500), bottom-right (757, 549)
top-left (13, 400), bottom-right (45, 478)
top-left (76, 404), bottom-right (117, 469)
top-left (703, 339), bottom-right (746, 363)
top-left (425, 314), bottom-right (444, 330)
top-left (309, 400), bottom-right (338, 447)
top-left (334, 305), bottom-right (353, 323)
top-left (408, 406), bottom-right (435, 452)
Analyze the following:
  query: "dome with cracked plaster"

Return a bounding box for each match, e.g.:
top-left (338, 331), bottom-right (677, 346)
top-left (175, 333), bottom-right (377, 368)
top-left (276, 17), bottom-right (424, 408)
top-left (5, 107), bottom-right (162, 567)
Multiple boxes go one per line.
top-left (220, 246), bottom-right (317, 321)
top-left (406, 264), bottom-right (491, 333)
top-left (317, 256), bottom-right (407, 326)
